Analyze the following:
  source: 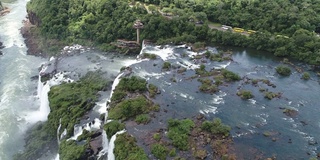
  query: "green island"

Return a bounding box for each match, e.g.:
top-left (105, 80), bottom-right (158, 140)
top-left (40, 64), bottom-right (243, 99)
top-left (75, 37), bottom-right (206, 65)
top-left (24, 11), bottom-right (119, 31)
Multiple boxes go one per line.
top-left (14, 71), bottom-right (110, 160)
top-left (16, 0), bottom-right (320, 159)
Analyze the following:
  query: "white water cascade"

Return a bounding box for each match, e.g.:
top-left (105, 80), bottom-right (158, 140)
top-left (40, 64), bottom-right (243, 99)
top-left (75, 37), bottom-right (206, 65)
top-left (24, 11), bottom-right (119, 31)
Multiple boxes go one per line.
top-left (37, 75), bottom-right (50, 121)
top-left (97, 130), bottom-right (109, 158)
top-left (107, 130), bottom-right (126, 160)
top-left (57, 119), bottom-right (62, 144)
top-left (98, 41), bottom-right (147, 159)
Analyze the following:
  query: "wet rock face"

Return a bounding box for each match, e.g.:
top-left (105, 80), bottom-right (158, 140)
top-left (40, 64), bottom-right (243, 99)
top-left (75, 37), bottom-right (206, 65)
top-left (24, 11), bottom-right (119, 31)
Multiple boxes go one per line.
top-left (39, 57), bottom-right (57, 81)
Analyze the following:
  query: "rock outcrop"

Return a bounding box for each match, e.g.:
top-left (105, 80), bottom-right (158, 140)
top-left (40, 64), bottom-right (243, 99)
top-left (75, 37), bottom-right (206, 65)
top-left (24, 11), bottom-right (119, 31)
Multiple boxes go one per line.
top-left (27, 10), bottom-right (41, 26)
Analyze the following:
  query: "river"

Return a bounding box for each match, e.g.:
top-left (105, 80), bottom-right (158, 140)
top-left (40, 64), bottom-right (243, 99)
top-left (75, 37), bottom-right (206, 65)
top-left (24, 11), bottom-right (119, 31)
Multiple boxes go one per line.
top-left (0, 0), bottom-right (45, 159)
top-left (1, 0), bottom-right (320, 160)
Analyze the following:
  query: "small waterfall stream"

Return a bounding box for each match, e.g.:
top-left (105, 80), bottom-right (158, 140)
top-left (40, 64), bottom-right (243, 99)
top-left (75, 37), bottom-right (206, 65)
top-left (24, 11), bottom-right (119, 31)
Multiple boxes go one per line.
top-left (107, 130), bottom-right (126, 160)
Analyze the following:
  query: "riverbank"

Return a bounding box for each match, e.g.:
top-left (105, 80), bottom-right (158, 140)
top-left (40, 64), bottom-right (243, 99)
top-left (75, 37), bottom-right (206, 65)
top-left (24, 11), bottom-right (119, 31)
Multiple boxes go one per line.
top-left (20, 19), bottom-right (43, 56)
top-left (20, 18), bottom-right (69, 58)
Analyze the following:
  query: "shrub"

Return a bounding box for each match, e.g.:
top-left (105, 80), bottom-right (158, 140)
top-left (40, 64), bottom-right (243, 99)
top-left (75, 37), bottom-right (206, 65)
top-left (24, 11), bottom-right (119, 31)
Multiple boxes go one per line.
top-left (151, 144), bottom-right (168, 160)
top-left (199, 83), bottom-right (218, 93)
top-left (77, 129), bottom-right (93, 141)
top-left (59, 140), bottom-right (86, 160)
top-left (141, 53), bottom-right (157, 59)
top-left (162, 62), bottom-right (171, 70)
top-left (108, 96), bottom-right (150, 120)
top-left (114, 133), bottom-right (148, 160)
top-left (111, 90), bottom-right (126, 102)
top-left (167, 119), bottom-right (194, 150)
top-left (153, 133), bottom-right (161, 141)
top-left (150, 104), bottom-right (160, 112)
top-left (201, 118), bottom-right (231, 137)
top-left (116, 76), bottom-right (147, 93)
top-left (210, 53), bottom-right (223, 61)
top-left (135, 114), bottom-right (150, 124)
top-left (195, 65), bottom-right (210, 76)
top-left (170, 77), bottom-right (177, 82)
top-left (104, 121), bottom-right (125, 139)
top-left (302, 72), bottom-right (310, 80)
top-left (275, 65), bottom-right (291, 76)
top-left (148, 83), bottom-right (158, 98)
top-left (264, 91), bottom-right (278, 100)
top-left (237, 90), bottom-right (253, 99)
top-left (177, 67), bottom-right (187, 73)
top-left (169, 148), bottom-right (176, 157)
top-left (221, 69), bottom-right (241, 81)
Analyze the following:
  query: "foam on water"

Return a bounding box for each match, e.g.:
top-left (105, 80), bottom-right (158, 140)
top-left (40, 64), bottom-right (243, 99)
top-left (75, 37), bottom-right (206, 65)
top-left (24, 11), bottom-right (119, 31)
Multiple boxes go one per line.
top-left (214, 61), bottom-right (231, 69)
top-left (248, 99), bottom-right (256, 104)
top-left (199, 105), bottom-right (218, 114)
top-left (212, 91), bottom-right (226, 105)
top-left (142, 45), bottom-right (175, 61)
top-left (137, 70), bottom-right (165, 80)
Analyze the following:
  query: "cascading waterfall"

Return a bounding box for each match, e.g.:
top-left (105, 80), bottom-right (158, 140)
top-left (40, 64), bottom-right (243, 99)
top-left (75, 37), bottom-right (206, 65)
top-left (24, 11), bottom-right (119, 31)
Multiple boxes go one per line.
top-left (57, 118), bottom-right (62, 144)
top-left (54, 119), bottom-right (62, 160)
top-left (68, 125), bottom-right (84, 141)
top-left (98, 42), bottom-right (148, 159)
top-left (38, 78), bottom-right (50, 121)
top-left (107, 130), bottom-right (126, 160)
top-left (97, 130), bottom-right (109, 158)
top-left (109, 73), bottom-right (125, 103)
top-left (97, 73), bottom-right (124, 159)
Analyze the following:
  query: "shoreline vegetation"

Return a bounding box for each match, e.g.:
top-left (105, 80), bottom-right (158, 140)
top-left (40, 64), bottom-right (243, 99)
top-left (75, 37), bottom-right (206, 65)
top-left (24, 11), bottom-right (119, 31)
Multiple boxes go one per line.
top-left (16, 0), bottom-right (320, 159)
top-left (23, 0), bottom-right (320, 67)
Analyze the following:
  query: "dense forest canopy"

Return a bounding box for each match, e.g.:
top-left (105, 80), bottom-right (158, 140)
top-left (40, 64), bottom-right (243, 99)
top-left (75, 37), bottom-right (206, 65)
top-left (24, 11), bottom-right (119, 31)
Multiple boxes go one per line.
top-left (138, 0), bottom-right (320, 35)
top-left (27, 0), bottom-right (320, 65)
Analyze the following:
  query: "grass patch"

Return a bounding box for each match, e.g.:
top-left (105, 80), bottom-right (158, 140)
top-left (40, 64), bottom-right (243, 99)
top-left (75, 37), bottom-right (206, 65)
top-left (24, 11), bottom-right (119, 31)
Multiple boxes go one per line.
top-left (135, 114), bottom-right (150, 124)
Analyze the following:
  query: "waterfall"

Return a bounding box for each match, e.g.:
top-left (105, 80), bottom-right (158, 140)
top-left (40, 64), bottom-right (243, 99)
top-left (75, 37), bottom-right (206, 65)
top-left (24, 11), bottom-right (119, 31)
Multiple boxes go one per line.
top-left (97, 130), bottom-right (109, 158)
top-left (57, 119), bottom-right (62, 144)
top-left (25, 75), bottom-right (51, 123)
top-left (68, 125), bottom-right (83, 141)
top-left (54, 154), bottom-right (59, 160)
top-left (107, 130), bottom-right (126, 160)
top-left (98, 43), bottom-right (147, 159)
top-left (137, 40), bottom-right (147, 59)
top-left (60, 129), bottom-right (67, 140)
top-left (109, 73), bottom-right (124, 101)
